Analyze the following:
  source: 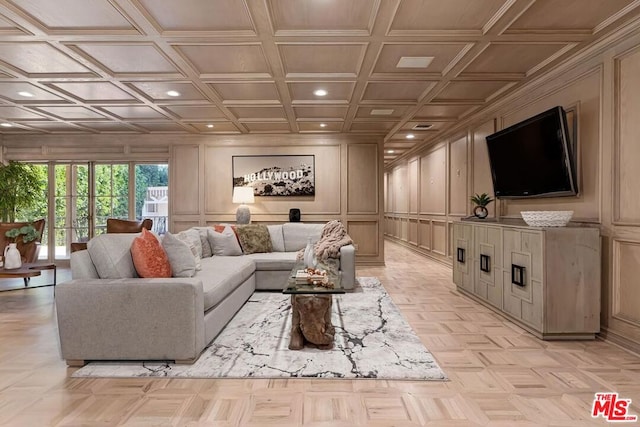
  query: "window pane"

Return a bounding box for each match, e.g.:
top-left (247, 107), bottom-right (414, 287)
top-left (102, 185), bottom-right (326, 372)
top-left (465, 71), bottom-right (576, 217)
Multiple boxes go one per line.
top-left (135, 164), bottom-right (168, 234)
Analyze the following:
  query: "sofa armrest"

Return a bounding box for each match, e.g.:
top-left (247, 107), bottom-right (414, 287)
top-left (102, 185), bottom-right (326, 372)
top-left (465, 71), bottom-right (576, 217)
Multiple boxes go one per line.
top-left (55, 278), bottom-right (205, 363)
top-left (340, 244), bottom-right (356, 290)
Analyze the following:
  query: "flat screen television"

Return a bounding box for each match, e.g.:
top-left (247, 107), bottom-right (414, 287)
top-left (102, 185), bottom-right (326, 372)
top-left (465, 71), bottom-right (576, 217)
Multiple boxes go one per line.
top-left (485, 106), bottom-right (578, 199)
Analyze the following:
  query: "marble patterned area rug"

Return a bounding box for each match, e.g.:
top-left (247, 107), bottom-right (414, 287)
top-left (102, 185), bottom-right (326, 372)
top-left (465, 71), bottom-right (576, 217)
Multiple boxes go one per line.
top-left (72, 277), bottom-right (447, 380)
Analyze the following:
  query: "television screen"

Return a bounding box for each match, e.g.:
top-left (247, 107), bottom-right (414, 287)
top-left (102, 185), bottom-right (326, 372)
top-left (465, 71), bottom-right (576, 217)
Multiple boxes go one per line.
top-left (485, 106), bottom-right (578, 199)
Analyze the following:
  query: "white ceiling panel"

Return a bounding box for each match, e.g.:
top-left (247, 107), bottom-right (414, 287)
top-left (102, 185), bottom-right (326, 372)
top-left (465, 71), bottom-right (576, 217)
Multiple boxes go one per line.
top-left (135, 0), bottom-right (254, 33)
top-left (6, 0), bottom-right (136, 31)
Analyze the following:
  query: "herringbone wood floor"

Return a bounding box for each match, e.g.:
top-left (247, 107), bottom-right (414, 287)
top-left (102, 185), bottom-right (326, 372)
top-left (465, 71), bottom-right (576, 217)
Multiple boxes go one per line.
top-left (1, 241), bottom-right (639, 426)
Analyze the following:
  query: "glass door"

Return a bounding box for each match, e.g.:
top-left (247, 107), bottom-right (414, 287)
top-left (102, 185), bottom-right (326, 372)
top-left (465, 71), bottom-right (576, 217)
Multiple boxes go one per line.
top-left (135, 164), bottom-right (168, 234)
top-left (54, 164), bottom-right (89, 260)
top-left (93, 164), bottom-right (129, 236)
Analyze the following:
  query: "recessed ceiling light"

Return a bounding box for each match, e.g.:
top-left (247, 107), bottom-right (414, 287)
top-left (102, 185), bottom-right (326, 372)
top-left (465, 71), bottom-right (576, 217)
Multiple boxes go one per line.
top-left (1, 123), bottom-right (13, 127)
top-left (386, 150), bottom-right (395, 154)
top-left (406, 134), bottom-right (415, 139)
top-left (319, 123), bottom-right (327, 128)
top-left (18, 91), bottom-right (34, 97)
top-left (166, 90), bottom-right (181, 97)
top-left (396, 56), bottom-right (434, 68)
top-left (370, 109), bottom-right (394, 116)
top-left (313, 89), bottom-right (328, 97)
top-left (206, 124), bottom-right (215, 128)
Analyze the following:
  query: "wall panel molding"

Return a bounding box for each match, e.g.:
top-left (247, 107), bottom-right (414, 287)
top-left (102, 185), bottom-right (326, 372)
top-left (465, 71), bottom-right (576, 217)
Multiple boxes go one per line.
top-left (613, 44), bottom-right (640, 225)
top-left (612, 238), bottom-right (640, 327)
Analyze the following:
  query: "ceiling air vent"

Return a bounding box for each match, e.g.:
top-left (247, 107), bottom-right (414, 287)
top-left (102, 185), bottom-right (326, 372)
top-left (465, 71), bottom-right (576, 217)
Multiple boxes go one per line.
top-left (370, 109), bottom-right (394, 116)
top-left (412, 123), bottom-right (433, 130)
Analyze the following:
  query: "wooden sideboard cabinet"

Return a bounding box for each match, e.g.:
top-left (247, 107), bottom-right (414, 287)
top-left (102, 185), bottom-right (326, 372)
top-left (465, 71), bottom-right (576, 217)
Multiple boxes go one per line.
top-left (452, 220), bottom-right (601, 339)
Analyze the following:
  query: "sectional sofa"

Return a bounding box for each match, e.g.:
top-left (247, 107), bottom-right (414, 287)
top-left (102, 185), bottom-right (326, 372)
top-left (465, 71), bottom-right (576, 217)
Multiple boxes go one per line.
top-left (55, 222), bottom-right (356, 366)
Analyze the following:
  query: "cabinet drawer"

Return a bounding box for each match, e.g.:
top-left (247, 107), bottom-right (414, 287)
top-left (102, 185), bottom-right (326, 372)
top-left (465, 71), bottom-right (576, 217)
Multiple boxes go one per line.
top-left (473, 225), bottom-right (502, 308)
top-left (502, 229), bottom-right (543, 329)
top-left (452, 223), bottom-right (473, 292)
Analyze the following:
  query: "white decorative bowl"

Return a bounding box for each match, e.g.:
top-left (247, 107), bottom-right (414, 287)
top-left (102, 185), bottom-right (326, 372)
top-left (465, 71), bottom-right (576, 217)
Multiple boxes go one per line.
top-left (520, 210), bottom-right (573, 227)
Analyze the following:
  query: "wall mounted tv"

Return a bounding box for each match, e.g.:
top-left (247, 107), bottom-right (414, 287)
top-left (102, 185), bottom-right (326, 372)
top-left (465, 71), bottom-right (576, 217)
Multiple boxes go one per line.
top-left (485, 106), bottom-right (578, 199)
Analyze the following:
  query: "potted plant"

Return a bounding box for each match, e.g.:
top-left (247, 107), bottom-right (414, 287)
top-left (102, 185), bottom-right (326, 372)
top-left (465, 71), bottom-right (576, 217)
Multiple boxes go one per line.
top-left (5, 224), bottom-right (40, 244)
top-left (0, 161), bottom-right (43, 222)
top-left (470, 193), bottom-right (494, 219)
top-left (4, 224), bottom-right (42, 266)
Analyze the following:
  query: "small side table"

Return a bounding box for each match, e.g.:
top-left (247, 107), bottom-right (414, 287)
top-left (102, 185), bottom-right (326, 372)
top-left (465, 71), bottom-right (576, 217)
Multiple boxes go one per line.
top-left (0, 263), bottom-right (57, 292)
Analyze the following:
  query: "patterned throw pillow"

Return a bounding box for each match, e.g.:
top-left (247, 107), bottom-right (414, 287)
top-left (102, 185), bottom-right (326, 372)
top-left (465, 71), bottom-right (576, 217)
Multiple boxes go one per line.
top-left (130, 228), bottom-right (172, 278)
top-left (235, 224), bottom-right (273, 254)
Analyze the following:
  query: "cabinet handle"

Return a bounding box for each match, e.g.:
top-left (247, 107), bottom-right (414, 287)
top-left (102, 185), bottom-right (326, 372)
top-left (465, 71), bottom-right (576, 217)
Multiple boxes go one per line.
top-left (511, 264), bottom-right (525, 286)
top-left (456, 247), bottom-right (465, 264)
top-left (480, 254), bottom-right (491, 273)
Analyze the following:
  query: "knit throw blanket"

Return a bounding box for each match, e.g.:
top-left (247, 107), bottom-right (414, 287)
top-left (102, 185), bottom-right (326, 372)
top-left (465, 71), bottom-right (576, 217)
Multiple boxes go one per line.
top-left (296, 220), bottom-right (353, 261)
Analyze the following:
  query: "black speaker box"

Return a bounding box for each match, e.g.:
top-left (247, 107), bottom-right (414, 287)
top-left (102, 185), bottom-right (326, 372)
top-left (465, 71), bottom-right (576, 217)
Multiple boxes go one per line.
top-left (289, 208), bottom-right (301, 222)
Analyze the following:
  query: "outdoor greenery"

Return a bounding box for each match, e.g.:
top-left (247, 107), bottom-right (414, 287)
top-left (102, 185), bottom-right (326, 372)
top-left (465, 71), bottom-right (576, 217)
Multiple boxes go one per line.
top-left (0, 161), bottom-right (47, 222)
top-left (12, 163), bottom-right (168, 248)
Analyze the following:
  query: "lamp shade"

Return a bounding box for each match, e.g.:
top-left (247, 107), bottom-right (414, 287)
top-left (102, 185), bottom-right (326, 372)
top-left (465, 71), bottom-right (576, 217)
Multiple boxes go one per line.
top-left (232, 186), bottom-right (255, 204)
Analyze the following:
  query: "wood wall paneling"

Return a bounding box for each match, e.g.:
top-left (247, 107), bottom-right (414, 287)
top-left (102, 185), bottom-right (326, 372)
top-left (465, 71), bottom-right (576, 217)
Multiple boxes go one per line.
top-left (347, 143), bottom-right (378, 214)
top-left (613, 239), bottom-right (640, 326)
top-left (172, 221), bottom-right (201, 233)
top-left (472, 119), bottom-right (496, 217)
top-left (449, 135), bottom-right (468, 216)
top-left (172, 145), bottom-right (200, 215)
top-left (400, 217), bottom-right (408, 241)
top-left (420, 146), bottom-right (446, 215)
top-left (408, 218), bottom-right (418, 245)
top-left (418, 220), bottom-right (431, 250)
top-left (432, 220), bottom-right (447, 256)
top-left (347, 221), bottom-right (379, 257)
top-left (383, 172), bottom-right (389, 213)
top-left (409, 158), bottom-right (419, 214)
top-left (615, 47), bottom-right (640, 224)
top-left (393, 164), bottom-right (409, 214)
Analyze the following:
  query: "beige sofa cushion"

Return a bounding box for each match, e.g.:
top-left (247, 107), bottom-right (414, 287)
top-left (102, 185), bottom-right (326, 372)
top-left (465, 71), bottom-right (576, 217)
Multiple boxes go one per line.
top-left (282, 223), bottom-right (324, 252)
top-left (199, 256), bottom-right (255, 311)
top-left (87, 233), bottom-right (139, 279)
top-left (243, 251), bottom-right (298, 270)
top-left (267, 224), bottom-right (285, 252)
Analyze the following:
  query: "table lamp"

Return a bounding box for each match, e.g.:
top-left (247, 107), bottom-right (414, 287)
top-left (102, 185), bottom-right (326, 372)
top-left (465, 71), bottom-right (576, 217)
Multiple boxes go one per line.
top-left (232, 186), bottom-right (255, 224)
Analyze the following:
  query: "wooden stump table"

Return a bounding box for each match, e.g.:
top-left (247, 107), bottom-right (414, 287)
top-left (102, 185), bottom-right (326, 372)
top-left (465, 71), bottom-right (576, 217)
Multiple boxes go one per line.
top-left (283, 263), bottom-right (344, 351)
top-left (289, 294), bottom-right (335, 350)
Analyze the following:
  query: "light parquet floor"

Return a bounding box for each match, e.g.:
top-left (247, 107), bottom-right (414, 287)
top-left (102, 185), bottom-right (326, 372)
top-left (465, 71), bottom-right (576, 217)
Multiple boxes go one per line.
top-left (1, 241), bottom-right (639, 426)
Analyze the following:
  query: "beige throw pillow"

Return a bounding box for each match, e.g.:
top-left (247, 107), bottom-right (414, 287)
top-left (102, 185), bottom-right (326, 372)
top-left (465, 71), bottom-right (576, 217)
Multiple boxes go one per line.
top-left (207, 226), bottom-right (243, 256)
top-left (162, 232), bottom-right (196, 278)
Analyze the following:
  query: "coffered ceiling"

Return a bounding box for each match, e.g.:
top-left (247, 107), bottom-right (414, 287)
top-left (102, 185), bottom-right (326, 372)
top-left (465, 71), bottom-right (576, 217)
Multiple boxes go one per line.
top-left (0, 0), bottom-right (638, 164)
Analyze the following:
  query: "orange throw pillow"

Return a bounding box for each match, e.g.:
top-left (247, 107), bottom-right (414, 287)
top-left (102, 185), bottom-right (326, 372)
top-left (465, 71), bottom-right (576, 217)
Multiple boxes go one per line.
top-left (131, 228), bottom-right (172, 278)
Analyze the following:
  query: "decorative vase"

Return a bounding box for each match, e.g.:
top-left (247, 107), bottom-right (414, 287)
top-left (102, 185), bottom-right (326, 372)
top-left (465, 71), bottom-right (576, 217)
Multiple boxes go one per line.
top-left (303, 237), bottom-right (315, 268)
top-left (3, 243), bottom-right (22, 270)
top-left (473, 205), bottom-right (489, 219)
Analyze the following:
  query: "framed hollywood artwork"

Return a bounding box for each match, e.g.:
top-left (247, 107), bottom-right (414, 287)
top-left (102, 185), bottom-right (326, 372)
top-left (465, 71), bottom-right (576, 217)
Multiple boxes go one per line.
top-left (232, 155), bottom-right (315, 196)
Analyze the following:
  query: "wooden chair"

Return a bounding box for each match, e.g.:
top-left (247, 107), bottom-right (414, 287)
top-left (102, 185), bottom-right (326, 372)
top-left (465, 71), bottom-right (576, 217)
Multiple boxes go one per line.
top-left (106, 218), bottom-right (153, 233)
top-left (71, 219), bottom-right (153, 253)
top-left (0, 218), bottom-right (45, 263)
